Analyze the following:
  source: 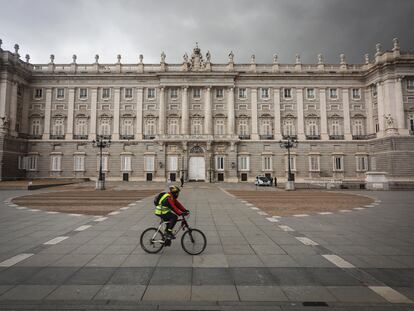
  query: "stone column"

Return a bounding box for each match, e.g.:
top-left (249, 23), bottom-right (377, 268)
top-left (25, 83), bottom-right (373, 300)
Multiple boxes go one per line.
top-left (65, 88), bottom-right (75, 139)
top-left (0, 80), bottom-right (11, 122)
top-left (135, 88), bottom-right (143, 139)
top-left (251, 88), bottom-right (259, 140)
top-left (319, 88), bottom-right (329, 140)
top-left (365, 88), bottom-right (374, 134)
top-left (113, 87), bottom-right (120, 140)
top-left (89, 88), bottom-right (98, 139)
top-left (227, 87), bottom-right (235, 135)
top-left (395, 78), bottom-right (408, 134)
top-left (8, 82), bottom-right (18, 136)
top-left (296, 88), bottom-right (305, 140)
top-left (42, 88), bottom-right (52, 139)
top-left (181, 87), bottom-right (189, 135)
top-left (376, 82), bottom-right (385, 136)
top-left (21, 86), bottom-right (31, 134)
top-left (273, 88), bottom-right (282, 140)
top-left (342, 88), bottom-right (352, 140)
top-left (158, 87), bottom-right (165, 135)
top-left (204, 87), bottom-right (212, 135)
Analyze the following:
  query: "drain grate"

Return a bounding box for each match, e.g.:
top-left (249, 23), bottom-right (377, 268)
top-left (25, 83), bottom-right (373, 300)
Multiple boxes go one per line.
top-left (303, 301), bottom-right (329, 307)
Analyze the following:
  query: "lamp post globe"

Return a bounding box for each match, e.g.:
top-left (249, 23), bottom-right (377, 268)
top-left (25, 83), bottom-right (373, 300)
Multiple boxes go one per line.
top-left (278, 136), bottom-right (298, 190)
top-left (92, 136), bottom-right (111, 190)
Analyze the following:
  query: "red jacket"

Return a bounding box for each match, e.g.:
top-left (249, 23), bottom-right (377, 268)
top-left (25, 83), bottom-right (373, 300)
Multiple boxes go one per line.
top-left (162, 192), bottom-right (187, 216)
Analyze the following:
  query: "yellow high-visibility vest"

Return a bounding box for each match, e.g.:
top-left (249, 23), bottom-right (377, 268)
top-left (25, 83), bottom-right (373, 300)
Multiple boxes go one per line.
top-left (155, 192), bottom-right (171, 215)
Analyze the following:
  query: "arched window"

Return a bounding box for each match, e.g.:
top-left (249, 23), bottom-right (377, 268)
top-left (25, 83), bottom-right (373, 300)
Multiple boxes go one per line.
top-left (168, 118), bottom-right (179, 135)
top-left (52, 118), bottom-right (64, 135)
top-left (331, 119), bottom-right (341, 135)
top-left (260, 119), bottom-right (272, 135)
top-left (122, 118), bottom-right (134, 135)
top-left (283, 119), bottom-right (295, 136)
top-left (31, 118), bottom-right (41, 136)
top-left (99, 118), bottom-right (111, 136)
top-left (75, 118), bottom-right (88, 136)
top-left (306, 119), bottom-right (318, 136)
top-left (238, 119), bottom-right (249, 135)
top-left (145, 118), bottom-right (156, 135)
top-left (191, 118), bottom-right (202, 135)
top-left (352, 119), bottom-right (364, 135)
top-left (215, 119), bottom-right (225, 135)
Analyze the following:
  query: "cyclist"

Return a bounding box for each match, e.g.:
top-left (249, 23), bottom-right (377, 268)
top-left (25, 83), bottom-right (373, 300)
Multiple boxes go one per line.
top-left (154, 186), bottom-right (189, 240)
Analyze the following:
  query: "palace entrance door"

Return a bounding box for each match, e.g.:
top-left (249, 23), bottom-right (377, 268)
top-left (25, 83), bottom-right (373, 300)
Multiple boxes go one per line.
top-left (188, 157), bottom-right (205, 181)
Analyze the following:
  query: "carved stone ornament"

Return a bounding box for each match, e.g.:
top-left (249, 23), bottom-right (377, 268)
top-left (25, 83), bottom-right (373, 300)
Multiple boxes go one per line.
top-left (206, 50), bottom-right (211, 62)
top-left (228, 51), bottom-right (234, 62)
top-left (384, 114), bottom-right (395, 129)
top-left (139, 54), bottom-right (143, 63)
top-left (161, 51), bottom-right (166, 63)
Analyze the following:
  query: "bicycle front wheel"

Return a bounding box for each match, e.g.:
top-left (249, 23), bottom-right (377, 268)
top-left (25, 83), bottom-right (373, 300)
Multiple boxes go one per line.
top-left (181, 229), bottom-right (207, 255)
top-left (140, 227), bottom-right (165, 254)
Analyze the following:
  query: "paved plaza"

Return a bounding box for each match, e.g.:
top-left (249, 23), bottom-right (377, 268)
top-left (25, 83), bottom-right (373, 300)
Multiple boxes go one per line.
top-left (0, 183), bottom-right (413, 310)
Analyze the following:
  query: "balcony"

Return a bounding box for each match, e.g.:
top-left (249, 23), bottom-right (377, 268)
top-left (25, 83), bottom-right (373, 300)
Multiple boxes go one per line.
top-left (97, 135), bottom-right (111, 140)
top-left (352, 135), bottom-right (368, 140)
top-left (260, 135), bottom-right (274, 140)
top-left (49, 134), bottom-right (65, 140)
top-left (306, 135), bottom-right (321, 140)
top-left (73, 135), bottom-right (88, 140)
top-left (329, 135), bottom-right (345, 140)
top-left (120, 135), bottom-right (135, 140)
top-left (29, 134), bottom-right (42, 139)
top-left (239, 135), bottom-right (251, 140)
top-left (282, 135), bottom-right (297, 140)
top-left (143, 135), bottom-right (156, 140)
top-left (366, 133), bottom-right (377, 139)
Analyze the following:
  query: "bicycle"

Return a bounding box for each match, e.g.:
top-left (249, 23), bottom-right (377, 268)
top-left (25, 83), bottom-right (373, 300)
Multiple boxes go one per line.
top-left (140, 215), bottom-right (207, 255)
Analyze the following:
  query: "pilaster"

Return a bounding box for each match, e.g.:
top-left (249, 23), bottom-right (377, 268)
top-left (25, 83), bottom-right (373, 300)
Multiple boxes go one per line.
top-left (227, 87), bottom-right (235, 135)
top-left (273, 88), bottom-right (282, 140)
top-left (319, 88), bottom-right (329, 140)
top-left (88, 88), bottom-right (97, 139)
top-left (204, 87), bottom-right (212, 135)
top-left (9, 82), bottom-right (18, 136)
top-left (65, 88), bottom-right (75, 139)
top-left (376, 82), bottom-right (385, 136)
top-left (112, 87), bottom-right (120, 140)
top-left (296, 88), bottom-right (305, 140)
top-left (42, 88), bottom-right (52, 139)
top-left (251, 88), bottom-right (259, 140)
top-left (158, 87), bottom-right (165, 135)
top-left (181, 87), bottom-right (189, 135)
top-left (395, 78), bottom-right (408, 135)
top-left (135, 88), bottom-right (143, 139)
top-left (365, 88), bottom-right (374, 134)
top-left (342, 88), bottom-right (352, 140)
top-left (21, 86), bottom-right (30, 134)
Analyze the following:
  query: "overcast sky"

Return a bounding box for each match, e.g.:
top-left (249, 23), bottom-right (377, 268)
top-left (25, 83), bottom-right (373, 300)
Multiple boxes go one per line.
top-left (1, 0), bottom-right (413, 65)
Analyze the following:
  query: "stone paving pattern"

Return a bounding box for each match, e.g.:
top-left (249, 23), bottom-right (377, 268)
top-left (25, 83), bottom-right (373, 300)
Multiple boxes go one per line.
top-left (0, 183), bottom-right (413, 310)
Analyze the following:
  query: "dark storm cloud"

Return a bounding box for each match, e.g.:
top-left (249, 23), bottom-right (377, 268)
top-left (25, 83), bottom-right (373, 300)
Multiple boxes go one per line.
top-left (0, 0), bottom-right (413, 65)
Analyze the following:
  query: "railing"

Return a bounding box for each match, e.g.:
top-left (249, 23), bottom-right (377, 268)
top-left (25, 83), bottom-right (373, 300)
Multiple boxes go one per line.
top-left (352, 135), bottom-right (368, 140)
top-left (120, 135), bottom-right (135, 140)
top-left (29, 134), bottom-right (42, 139)
top-left (97, 135), bottom-right (111, 140)
top-left (306, 135), bottom-right (321, 140)
top-left (329, 135), bottom-right (345, 140)
top-left (17, 133), bottom-right (31, 139)
top-left (143, 135), bottom-right (156, 140)
top-left (49, 134), bottom-right (65, 140)
top-left (282, 135), bottom-right (297, 140)
top-left (366, 133), bottom-right (377, 139)
top-left (73, 135), bottom-right (88, 140)
top-left (260, 135), bottom-right (274, 140)
top-left (238, 135), bottom-right (251, 140)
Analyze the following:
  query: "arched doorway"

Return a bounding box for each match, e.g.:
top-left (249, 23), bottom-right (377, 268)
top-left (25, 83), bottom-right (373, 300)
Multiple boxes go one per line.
top-left (188, 146), bottom-right (205, 181)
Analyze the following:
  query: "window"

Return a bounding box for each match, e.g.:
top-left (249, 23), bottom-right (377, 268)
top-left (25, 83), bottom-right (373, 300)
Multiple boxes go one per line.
top-left (34, 88), bottom-right (43, 99)
top-left (285, 155), bottom-right (296, 171)
top-left (238, 156), bottom-right (250, 171)
top-left (147, 88), bottom-right (156, 99)
top-left (283, 88), bottom-right (292, 99)
top-left (28, 155), bottom-right (38, 171)
top-left (121, 156), bottom-right (131, 172)
top-left (121, 118), bottom-right (133, 136)
top-left (191, 119), bottom-right (202, 135)
top-left (102, 88), bottom-right (110, 99)
top-left (283, 119), bottom-right (295, 136)
top-left (79, 88), bottom-right (88, 99)
top-left (261, 88), bottom-right (270, 99)
top-left (329, 88), bottom-right (338, 99)
top-left (193, 88), bottom-right (201, 99)
top-left (52, 118), bottom-right (64, 136)
top-left (125, 88), bottom-right (133, 99)
top-left (144, 156), bottom-right (155, 171)
top-left (331, 120), bottom-right (341, 135)
top-left (371, 85), bottom-right (377, 97)
top-left (18, 156), bottom-right (27, 170)
top-left (56, 88), bottom-right (65, 99)
top-left (145, 119), bottom-right (156, 135)
top-left (216, 88), bottom-right (224, 99)
top-left (215, 119), bottom-right (225, 135)
top-left (408, 115), bottom-right (414, 131)
top-left (168, 119), bottom-right (179, 135)
top-left (216, 156), bottom-right (224, 171)
top-left (99, 118), bottom-right (111, 136)
top-left (168, 156), bottom-right (178, 171)
top-left (263, 156), bottom-right (272, 171)
top-left (238, 119), bottom-right (249, 135)
top-left (309, 155), bottom-right (320, 172)
top-left (375, 120), bottom-right (379, 133)
top-left (407, 80), bottom-right (414, 90)
top-left (307, 120), bottom-right (318, 136)
top-left (238, 88), bottom-right (247, 99)
top-left (75, 118), bottom-right (88, 136)
top-left (74, 155), bottom-right (85, 172)
top-left (31, 119), bottom-right (41, 135)
top-left (51, 155), bottom-right (62, 172)
top-left (97, 155), bottom-right (108, 172)
top-left (170, 88), bottom-right (178, 99)
top-left (260, 119), bottom-right (272, 135)
top-left (352, 88), bottom-right (361, 100)
top-left (353, 119), bottom-right (364, 135)
top-left (333, 155), bottom-right (343, 171)
top-left (306, 88), bottom-right (315, 100)
top-left (356, 155), bottom-right (368, 172)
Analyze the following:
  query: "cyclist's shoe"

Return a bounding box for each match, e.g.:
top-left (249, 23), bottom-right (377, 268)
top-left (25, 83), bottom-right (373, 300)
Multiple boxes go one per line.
top-left (164, 231), bottom-right (175, 240)
top-left (164, 239), bottom-right (172, 247)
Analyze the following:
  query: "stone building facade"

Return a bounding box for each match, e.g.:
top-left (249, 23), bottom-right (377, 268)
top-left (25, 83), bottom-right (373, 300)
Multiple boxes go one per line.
top-left (1, 39), bottom-right (414, 185)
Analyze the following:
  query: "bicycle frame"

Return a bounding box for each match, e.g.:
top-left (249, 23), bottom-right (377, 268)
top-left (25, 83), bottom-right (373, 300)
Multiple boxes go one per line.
top-left (151, 216), bottom-right (189, 243)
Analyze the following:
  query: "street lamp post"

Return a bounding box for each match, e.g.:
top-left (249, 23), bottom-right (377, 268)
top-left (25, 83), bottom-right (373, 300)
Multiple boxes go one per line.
top-left (92, 136), bottom-right (111, 190)
top-left (279, 136), bottom-right (298, 190)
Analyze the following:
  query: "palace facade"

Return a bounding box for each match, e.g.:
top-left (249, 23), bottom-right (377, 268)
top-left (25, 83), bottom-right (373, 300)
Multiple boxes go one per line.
top-left (1, 39), bottom-right (414, 186)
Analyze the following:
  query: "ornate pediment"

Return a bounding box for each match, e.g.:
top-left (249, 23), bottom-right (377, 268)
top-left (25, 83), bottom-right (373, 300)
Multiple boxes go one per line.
top-left (182, 43), bottom-right (211, 72)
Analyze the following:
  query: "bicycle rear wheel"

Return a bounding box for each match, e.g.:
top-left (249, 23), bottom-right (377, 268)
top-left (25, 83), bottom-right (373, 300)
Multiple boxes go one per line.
top-left (181, 228), bottom-right (207, 255)
top-left (140, 227), bottom-right (165, 254)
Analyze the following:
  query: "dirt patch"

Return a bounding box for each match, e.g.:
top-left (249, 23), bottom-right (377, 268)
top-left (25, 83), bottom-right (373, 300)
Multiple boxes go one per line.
top-left (228, 190), bottom-right (374, 216)
top-left (11, 189), bottom-right (161, 215)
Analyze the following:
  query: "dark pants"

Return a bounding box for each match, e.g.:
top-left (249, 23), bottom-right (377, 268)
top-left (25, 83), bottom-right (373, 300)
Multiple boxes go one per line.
top-left (158, 212), bottom-right (178, 232)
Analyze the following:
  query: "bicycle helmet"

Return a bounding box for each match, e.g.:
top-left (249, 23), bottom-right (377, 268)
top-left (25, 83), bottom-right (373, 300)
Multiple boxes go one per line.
top-left (169, 185), bottom-right (181, 198)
